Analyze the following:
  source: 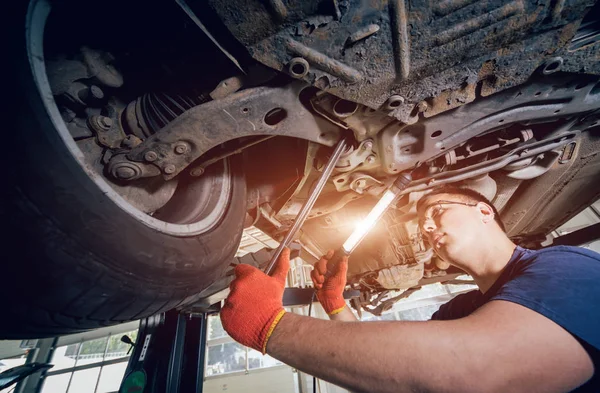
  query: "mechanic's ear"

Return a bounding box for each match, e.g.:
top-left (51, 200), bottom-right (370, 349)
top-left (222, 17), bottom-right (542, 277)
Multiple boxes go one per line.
top-left (477, 202), bottom-right (495, 224)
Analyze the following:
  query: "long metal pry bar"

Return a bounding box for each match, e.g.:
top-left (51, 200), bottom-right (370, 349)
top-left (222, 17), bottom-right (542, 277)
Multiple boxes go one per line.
top-left (264, 138), bottom-right (348, 275)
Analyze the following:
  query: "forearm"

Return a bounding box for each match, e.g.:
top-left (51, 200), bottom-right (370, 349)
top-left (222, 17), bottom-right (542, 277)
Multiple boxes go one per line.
top-left (328, 304), bottom-right (358, 321)
top-left (266, 313), bottom-right (464, 393)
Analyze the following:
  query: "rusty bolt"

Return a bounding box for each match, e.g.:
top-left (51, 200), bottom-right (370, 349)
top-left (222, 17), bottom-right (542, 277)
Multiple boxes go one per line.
top-left (356, 179), bottom-right (367, 188)
top-left (98, 116), bottom-right (113, 129)
top-left (174, 143), bottom-right (188, 155)
top-left (110, 162), bottom-right (141, 181)
top-left (115, 166), bottom-right (136, 180)
top-left (144, 151), bottom-right (158, 162)
top-left (190, 167), bottom-right (205, 177)
top-left (366, 155), bottom-right (376, 164)
top-left (417, 101), bottom-right (429, 113)
top-left (88, 115), bottom-right (112, 132)
top-left (164, 164), bottom-right (176, 174)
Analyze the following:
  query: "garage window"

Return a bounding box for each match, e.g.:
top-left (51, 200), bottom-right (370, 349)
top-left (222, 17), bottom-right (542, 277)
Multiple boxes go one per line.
top-left (205, 316), bottom-right (283, 378)
top-left (40, 329), bottom-right (137, 393)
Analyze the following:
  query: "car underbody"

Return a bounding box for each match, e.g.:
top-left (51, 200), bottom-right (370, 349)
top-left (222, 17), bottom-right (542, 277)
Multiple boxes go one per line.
top-left (41, 0), bottom-right (600, 317)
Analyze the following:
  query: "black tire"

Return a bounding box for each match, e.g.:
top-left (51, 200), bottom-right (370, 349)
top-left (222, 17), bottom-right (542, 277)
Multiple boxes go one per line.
top-left (1, 0), bottom-right (246, 338)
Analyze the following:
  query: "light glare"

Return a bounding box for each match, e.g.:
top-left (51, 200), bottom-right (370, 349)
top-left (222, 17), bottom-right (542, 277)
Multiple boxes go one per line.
top-left (342, 190), bottom-right (397, 253)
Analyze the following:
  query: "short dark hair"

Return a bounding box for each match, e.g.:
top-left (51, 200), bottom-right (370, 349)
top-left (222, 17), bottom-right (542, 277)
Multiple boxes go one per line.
top-left (416, 185), bottom-right (505, 231)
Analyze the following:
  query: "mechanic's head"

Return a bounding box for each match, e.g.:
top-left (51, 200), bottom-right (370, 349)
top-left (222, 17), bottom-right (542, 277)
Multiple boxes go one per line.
top-left (416, 186), bottom-right (505, 264)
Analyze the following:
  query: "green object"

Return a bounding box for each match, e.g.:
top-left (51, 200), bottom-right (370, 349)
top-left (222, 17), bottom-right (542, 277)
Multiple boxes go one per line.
top-left (119, 370), bottom-right (146, 393)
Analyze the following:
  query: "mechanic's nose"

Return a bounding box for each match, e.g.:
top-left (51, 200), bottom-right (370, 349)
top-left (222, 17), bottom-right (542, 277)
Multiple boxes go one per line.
top-left (422, 218), bottom-right (436, 234)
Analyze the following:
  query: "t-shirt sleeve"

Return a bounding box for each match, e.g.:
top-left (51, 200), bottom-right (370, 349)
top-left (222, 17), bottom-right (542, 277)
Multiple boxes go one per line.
top-left (431, 290), bottom-right (480, 320)
top-left (490, 247), bottom-right (600, 351)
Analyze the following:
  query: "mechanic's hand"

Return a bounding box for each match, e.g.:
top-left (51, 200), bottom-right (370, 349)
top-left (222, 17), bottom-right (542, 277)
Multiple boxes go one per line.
top-left (220, 248), bottom-right (289, 354)
top-left (310, 250), bottom-right (348, 315)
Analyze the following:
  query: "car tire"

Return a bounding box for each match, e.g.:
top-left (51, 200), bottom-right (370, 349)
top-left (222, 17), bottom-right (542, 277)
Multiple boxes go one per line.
top-left (1, 0), bottom-right (246, 339)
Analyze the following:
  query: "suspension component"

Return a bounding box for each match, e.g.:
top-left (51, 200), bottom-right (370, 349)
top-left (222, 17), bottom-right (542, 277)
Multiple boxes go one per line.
top-left (109, 82), bottom-right (341, 181)
top-left (123, 91), bottom-right (210, 139)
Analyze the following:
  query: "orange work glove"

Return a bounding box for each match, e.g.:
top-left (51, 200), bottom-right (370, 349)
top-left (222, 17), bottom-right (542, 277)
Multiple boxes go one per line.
top-left (310, 250), bottom-right (348, 315)
top-left (220, 248), bottom-right (289, 354)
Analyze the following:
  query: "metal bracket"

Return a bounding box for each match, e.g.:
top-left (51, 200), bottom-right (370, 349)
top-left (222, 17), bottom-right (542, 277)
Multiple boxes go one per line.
top-left (379, 73), bottom-right (600, 174)
top-left (504, 151), bottom-right (560, 180)
top-left (333, 172), bottom-right (384, 195)
top-left (108, 82), bottom-right (341, 181)
top-left (335, 139), bottom-right (378, 172)
top-left (397, 132), bottom-right (580, 196)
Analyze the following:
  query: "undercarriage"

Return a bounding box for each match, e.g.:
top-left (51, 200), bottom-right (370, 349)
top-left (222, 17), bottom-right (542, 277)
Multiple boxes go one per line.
top-left (23, 0), bottom-right (600, 322)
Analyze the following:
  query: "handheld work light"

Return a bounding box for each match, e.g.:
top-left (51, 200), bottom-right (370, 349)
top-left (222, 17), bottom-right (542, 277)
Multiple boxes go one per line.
top-left (327, 172), bottom-right (412, 275)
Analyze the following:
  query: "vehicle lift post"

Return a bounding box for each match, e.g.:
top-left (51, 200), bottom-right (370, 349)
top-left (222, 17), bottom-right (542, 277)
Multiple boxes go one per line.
top-left (119, 286), bottom-right (360, 393)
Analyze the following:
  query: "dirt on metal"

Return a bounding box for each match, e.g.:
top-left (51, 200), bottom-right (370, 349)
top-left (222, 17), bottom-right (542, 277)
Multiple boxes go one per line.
top-left (207, 0), bottom-right (599, 123)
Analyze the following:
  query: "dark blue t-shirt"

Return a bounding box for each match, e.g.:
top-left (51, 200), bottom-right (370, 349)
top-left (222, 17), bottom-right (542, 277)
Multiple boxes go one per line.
top-left (432, 245), bottom-right (600, 392)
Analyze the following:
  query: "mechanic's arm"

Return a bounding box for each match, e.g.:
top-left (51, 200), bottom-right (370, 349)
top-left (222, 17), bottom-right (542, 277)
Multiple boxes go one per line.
top-left (310, 251), bottom-right (358, 322)
top-left (327, 305), bottom-right (357, 321)
top-left (222, 251), bottom-right (593, 393)
top-left (266, 301), bottom-right (593, 393)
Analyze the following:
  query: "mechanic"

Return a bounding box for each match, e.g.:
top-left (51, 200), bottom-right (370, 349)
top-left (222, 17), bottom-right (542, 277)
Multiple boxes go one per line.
top-left (221, 186), bottom-right (600, 392)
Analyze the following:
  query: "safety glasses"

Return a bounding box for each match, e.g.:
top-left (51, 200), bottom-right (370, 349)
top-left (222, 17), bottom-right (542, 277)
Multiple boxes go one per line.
top-left (418, 200), bottom-right (478, 235)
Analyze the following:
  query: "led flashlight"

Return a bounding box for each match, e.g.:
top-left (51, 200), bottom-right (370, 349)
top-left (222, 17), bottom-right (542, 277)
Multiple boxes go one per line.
top-left (342, 189), bottom-right (397, 254)
top-left (326, 172), bottom-right (412, 275)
